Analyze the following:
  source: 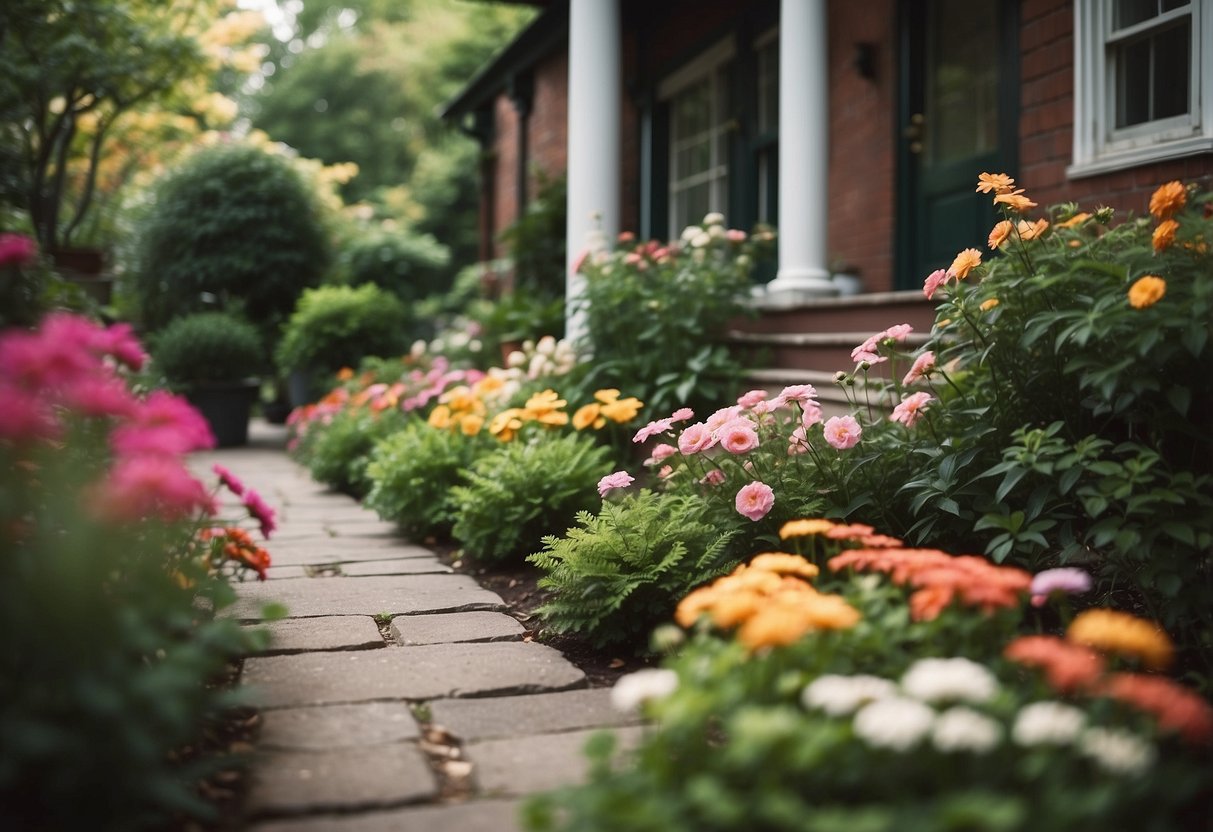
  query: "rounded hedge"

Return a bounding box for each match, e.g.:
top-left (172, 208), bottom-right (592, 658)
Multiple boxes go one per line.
top-left (275, 283), bottom-right (410, 376)
top-left (153, 311), bottom-right (264, 384)
top-left (133, 142), bottom-right (331, 338)
top-left (341, 229), bottom-right (450, 301)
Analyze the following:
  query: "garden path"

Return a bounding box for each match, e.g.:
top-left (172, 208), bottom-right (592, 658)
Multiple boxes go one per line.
top-left (195, 421), bottom-right (641, 831)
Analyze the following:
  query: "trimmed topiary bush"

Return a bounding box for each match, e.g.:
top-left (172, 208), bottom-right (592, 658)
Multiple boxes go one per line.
top-left (275, 284), bottom-right (411, 380)
top-left (133, 142), bottom-right (331, 341)
top-left (152, 311), bottom-right (264, 386)
top-left (341, 228), bottom-right (451, 301)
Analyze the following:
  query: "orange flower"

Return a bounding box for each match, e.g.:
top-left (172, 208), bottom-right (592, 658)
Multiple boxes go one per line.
top-left (1056, 212), bottom-right (1091, 229)
top-left (987, 220), bottom-right (1013, 249)
top-left (1152, 219), bottom-right (1179, 252)
top-left (1004, 635), bottom-right (1105, 694)
top-left (909, 585), bottom-right (955, 622)
top-left (1016, 218), bottom-right (1049, 241)
top-left (825, 523), bottom-right (876, 541)
top-left (1148, 180), bottom-right (1186, 220)
top-left (976, 172), bottom-right (1016, 194)
top-left (747, 552), bottom-right (820, 579)
top-left (994, 190), bottom-right (1037, 212)
top-left (572, 403), bottom-right (605, 430)
top-left (1067, 609), bottom-right (1174, 670)
top-left (948, 248), bottom-right (982, 279)
top-left (779, 518), bottom-right (836, 539)
top-left (1103, 673), bottom-right (1213, 745)
top-left (980, 298), bottom-right (1000, 311)
top-left (427, 405), bottom-right (452, 430)
top-left (336, 367), bottom-right (355, 381)
top-left (1128, 275), bottom-right (1166, 309)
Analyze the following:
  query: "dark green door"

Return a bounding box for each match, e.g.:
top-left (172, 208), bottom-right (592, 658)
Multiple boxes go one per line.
top-left (896, 0), bottom-right (1019, 288)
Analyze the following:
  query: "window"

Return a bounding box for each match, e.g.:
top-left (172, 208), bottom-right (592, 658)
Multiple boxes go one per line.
top-left (1071, 0), bottom-right (1213, 176)
top-left (659, 39), bottom-right (735, 236)
top-left (755, 29), bottom-right (779, 224)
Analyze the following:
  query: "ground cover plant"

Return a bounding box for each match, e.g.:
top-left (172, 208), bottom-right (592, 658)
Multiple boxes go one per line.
top-left (0, 294), bottom-right (274, 829)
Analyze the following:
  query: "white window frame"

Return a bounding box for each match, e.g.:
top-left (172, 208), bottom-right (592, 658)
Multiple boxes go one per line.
top-left (659, 37), bottom-right (735, 237)
top-left (1070, 0), bottom-right (1213, 178)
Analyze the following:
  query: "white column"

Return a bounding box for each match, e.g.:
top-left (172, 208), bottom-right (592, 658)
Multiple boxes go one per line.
top-left (565, 0), bottom-right (621, 344)
top-left (765, 0), bottom-right (836, 302)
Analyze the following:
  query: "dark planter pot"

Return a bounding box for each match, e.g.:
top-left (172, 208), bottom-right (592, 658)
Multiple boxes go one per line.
top-left (286, 369), bottom-right (317, 409)
top-left (186, 379), bottom-right (260, 448)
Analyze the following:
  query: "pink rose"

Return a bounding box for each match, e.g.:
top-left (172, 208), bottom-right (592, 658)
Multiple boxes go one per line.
top-left (633, 417), bottom-right (674, 443)
top-left (735, 481), bottom-right (775, 521)
top-left (788, 425), bottom-right (810, 455)
top-left (823, 415), bottom-right (862, 450)
top-left (923, 268), bottom-right (949, 299)
top-left (598, 471), bottom-right (635, 498)
top-left (705, 406), bottom-right (742, 433)
top-left (648, 443), bottom-right (677, 463)
top-left (778, 384), bottom-right (817, 405)
top-left (717, 418), bottom-right (759, 454)
top-left (801, 401), bottom-right (824, 428)
top-left (701, 469), bottom-right (726, 486)
top-left (884, 323), bottom-right (913, 341)
top-left (889, 392), bottom-right (934, 428)
top-left (736, 389), bottom-right (768, 409)
top-left (670, 407), bottom-right (695, 423)
top-left (903, 351), bottom-right (936, 385)
top-left (678, 422), bottom-right (717, 455)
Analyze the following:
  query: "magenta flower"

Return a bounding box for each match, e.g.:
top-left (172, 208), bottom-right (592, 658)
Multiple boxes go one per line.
top-left (91, 322), bottom-right (147, 371)
top-left (823, 415), bottom-right (862, 450)
top-left (633, 417), bottom-right (674, 443)
top-left (678, 422), bottom-right (717, 455)
top-left (598, 471), bottom-right (635, 497)
top-left (735, 481), bottom-right (775, 521)
top-left (736, 389), bottom-right (768, 409)
top-left (0, 233), bottom-right (37, 267)
top-left (923, 268), bottom-right (950, 299)
top-left (1030, 568), bottom-right (1093, 607)
top-left (213, 463), bottom-right (246, 496)
top-left (670, 407), bottom-right (695, 423)
top-left (243, 488), bottom-right (278, 538)
top-left (0, 386), bottom-right (58, 442)
top-left (890, 392), bottom-right (935, 428)
top-left (96, 455), bottom-right (216, 522)
top-left (112, 391), bottom-right (215, 456)
top-left (62, 375), bottom-right (138, 419)
top-left (718, 418), bottom-right (760, 454)
top-left (903, 351), bottom-right (936, 386)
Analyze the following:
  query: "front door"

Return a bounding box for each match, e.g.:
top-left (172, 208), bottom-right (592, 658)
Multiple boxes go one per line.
top-left (896, 0), bottom-right (1019, 288)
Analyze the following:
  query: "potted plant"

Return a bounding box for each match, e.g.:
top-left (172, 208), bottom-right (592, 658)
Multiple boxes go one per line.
top-left (153, 312), bottom-right (264, 447)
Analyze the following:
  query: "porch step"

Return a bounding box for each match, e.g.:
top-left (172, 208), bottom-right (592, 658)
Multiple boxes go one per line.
top-left (734, 289), bottom-right (936, 335)
top-left (728, 330), bottom-right (931, 375)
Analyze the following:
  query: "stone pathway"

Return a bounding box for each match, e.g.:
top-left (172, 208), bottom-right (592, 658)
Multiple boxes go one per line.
top-left (196, 422), bottom-right (641, 830)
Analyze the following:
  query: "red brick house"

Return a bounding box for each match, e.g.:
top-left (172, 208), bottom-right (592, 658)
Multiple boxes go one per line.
top-left (444, 0), bottom-right (1213, 378)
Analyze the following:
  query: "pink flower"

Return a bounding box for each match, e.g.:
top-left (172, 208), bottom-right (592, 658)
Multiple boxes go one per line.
top-left (705, 406), bottom-right (742, 433)
top-left (737, 389), bottom-right (768, 409)
top-left (633, 417), bottom-right (674, 443)
top-left (243, 488), bottom-right (278, 538)
top-left (923, 268), bottom-right (950, 300)
top-left (657, 465), bottom-right (674, 480)
top-left (213, 463), bottom-right (246, 496)
top-left (801, 401), bottom-right (824, 428)
top-left (0, 326), bottom-right (95, 391)
top-left (0, 233), bottom-right (37, 267)
top-left (112, 391), bottom-right (215, 456)
top-left (1030, 568), bottom-right (1093, 607)
top-left (701, 469), bottom-right (726, 486)
top-left (598, 471), bottom-right (635, 497)
top-left (92, 322), bottom-right (147, 371)
top-left (884, 323), bottom-right (913, 342)
top-left (646, 443), bottom-right (677, 465)
top-left (62, 375), bottom-right (138, 418)
top-left (823, 415), bottom-right (862, 450)
top-left (718, 418), bottom-right (760, 454)
top-left (889, 392), bottom-right (934, 427)
top-left (903, 351), bottom-right (936, 385)
top-left (0, 385), bottom-right (58, 442)
top-left (788, 425), bottom-right (810, 455)
top-left (670, 407), bottom-right (695, 423)
top-left (95, 455), bottom-right (216, 522)
top-left (678, 422), bottom-right (717, 455)
top-left (572, 248), bottom-right (590, 274)
top-left (779, 384), bottom-right (818, 405)
top-left (726, 229), bottom-right (747, 243)
top-left (735, 481), bottom-right (775, 521)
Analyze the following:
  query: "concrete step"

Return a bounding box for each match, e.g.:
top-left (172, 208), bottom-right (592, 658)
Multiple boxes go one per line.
top-left (730, 329), bottom-right (931, 375)
top-left (734, 289), bottom-right (937, 336)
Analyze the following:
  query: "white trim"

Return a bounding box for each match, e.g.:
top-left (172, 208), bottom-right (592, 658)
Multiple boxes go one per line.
top-left (657, 37), bottom-right (736, 100)
top-left (1070, 0), bottom-right (1213, 177)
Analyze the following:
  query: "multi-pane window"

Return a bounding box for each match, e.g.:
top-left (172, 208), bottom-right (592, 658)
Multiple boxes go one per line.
top-left (1072, 0), bottom-right (1212, 175)
top-left (755, 31), bottom-right (779, 224)
top-left (665, 49), bottom-right (733, 236)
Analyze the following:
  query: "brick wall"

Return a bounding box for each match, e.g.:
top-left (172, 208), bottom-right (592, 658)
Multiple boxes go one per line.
top-left (491, 96), bottom-right (519, 258)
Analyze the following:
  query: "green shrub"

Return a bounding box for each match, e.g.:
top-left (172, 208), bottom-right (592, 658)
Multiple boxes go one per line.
top-left (306, 407), bottom-right (406, 498)
top-left (530, 490), bottom-right (739, 648)
top-left (364, 421), bottom-right (486, 539)
top-left (152, 311), bottom-right (264, 385)
top-left (451, 431), bottom-right (613, 564)
top-left (275, 284), bottom-right (411, 377)
top-left (341, 228), bottom-right (451, 301)
top-left (133, 142), bottom-right (331, 341)
top-left (498, 173), bottom-right (566, 297)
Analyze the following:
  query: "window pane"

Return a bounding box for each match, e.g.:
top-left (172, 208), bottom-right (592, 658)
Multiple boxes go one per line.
top-left (925, 0), bottom-right (999, 165)
top-left (1113, 20), bottom-right (1190, 127)
top-left (1154, 22), bottom-right (1190, 119)
top-left (1115, 38), bottom-right (1152, 127)
top-left (757, 41), bottom-right (779, 134)
top-left (1115, 0), bottom-right (1160, 29)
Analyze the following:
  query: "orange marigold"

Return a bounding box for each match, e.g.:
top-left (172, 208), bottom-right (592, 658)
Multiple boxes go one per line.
top-left (1067, 609), bottom-right (1174, 670)
top-left (1016, 218), bottom-right (1049, 241)
top-left (779, 518), bottom-right (836, 539)
top-left (988, 220), bottom-right (1014, 249)
top-left (1056, 212), bottom-right (1091, 229)
top-left (1103, 673), bottom-right (1213, 745)
top-left (748, 552), bottom-right (820, 579)
top-left (1005, 635), bottom-right (1105, 694)
top-left (572, 403), bottom-right (605, 430)
top-left (1148, 180), bottom-right (1187, 221)
top-left (976, 172), bottom-right (1016, 194)
top-left (948, 248), bottom-right (982, 279)
top-left (994, 190), bottom-right (1038, 212)
top-left (1128, 275), bottom-right (1166, 309)
top-left (1152, 219), bottom-right (1179, 252)
top-left (980, 298), bottom-right (1000, 311)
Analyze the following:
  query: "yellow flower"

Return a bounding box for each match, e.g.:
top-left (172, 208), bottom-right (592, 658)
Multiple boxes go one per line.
top-left (459, 413), bottom-right (484, 436)
top-left (780, 519), bottom-right (836, 539)
top-left (948, 248), bottom-right (982, 279)
top-left (987, 220), bottom-right (1013, 249)
top-left (1127, 275), bottom-right (1166, 309)
top-left (441, 385), bottom-right (483, 414)
top-left (489, 408), bottom-right (524, 441)
top-left (427, 405), bottom-right (452, 430)
top-left (975, 172), bottom-right (1016, 194)
top-left (1057, 212), bottom-right (1091, 229)
top-left (1148, 180), bottom-right (1186, 221)
top-left (748, 552), bottom-right (820, 579)
top-left (994, 190), bottom-right (1037, 212)
top-left (675, 586), bottom-right (718, 627)
top-left (1067, 609), bottom-right (1174, 669)
top-left (1153, 219), bottom-right (1179, 252)
top-left (523, 389), bottom-right (570, 427)
top-left (710, 590), bottom-right (765, 628)
top-left (980, 298), bottom-right (1000, 311)
top-left (474, 375), bottom-right (506, 397)
top-left (600, 396), bottom-right (643, 423)
top-left (1016, 218), bottom-right (1049, 241)
top-left (572, 403), bottom-right (606, 430)
top-left (594, 389), bottom-right (621, 404)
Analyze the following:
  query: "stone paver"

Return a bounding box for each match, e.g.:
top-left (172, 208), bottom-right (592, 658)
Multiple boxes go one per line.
top-left (428, 688), bottom-right (639, 741)
top-left (391, 611), bottom-right (525, 646)
top-left (249, 799), bottom-right (523, 832)
top-left (226, 573), bottom-right (504, 620)
top-left (469, 726), bottom-right (646, 796)
top-left (265, 541), bottom-right (434, 566)
top-left (337, 557), bottom-right (452, 576)
top-left (258, 702), bottom-right (420, 750)
top-left (243, 642), bottom-right (586, 708)
top-left (249, 615), bottom-right (384, 654)
top-left (247, 745), bottom-right (436, 816)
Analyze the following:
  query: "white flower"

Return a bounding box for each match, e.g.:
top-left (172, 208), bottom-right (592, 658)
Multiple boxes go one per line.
top-left (901, 657), bottom-right (999, 704)
top-left (703, 212), bottom-right (725, 227)
top-left (468, 339), bottom-right (482, 353)
top-left (536, 335), bottom-right (557, 356)
top-left (409, 339), bottom-right (427, 358)
top-left (852, 697), bottom-right (936, 751)
top-left (708, 223), bottom-right (726, 240)
top-left (1078, 727), bottom-right (1156, 776)
top-left (610, 668), bottom-right (679, 713)
top-left (931, 707), bottom-right (1003, 753)
top-left (690, 232), bottom-right (712, 248)
top-left (506, 350), bottom-right (526, 369)
top-left (1012, 701), bottom-right (1086, 747)
top-left (802, 674), bottom-right (898, 716)
top-left (680, 225), bottom-right (704, 242)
